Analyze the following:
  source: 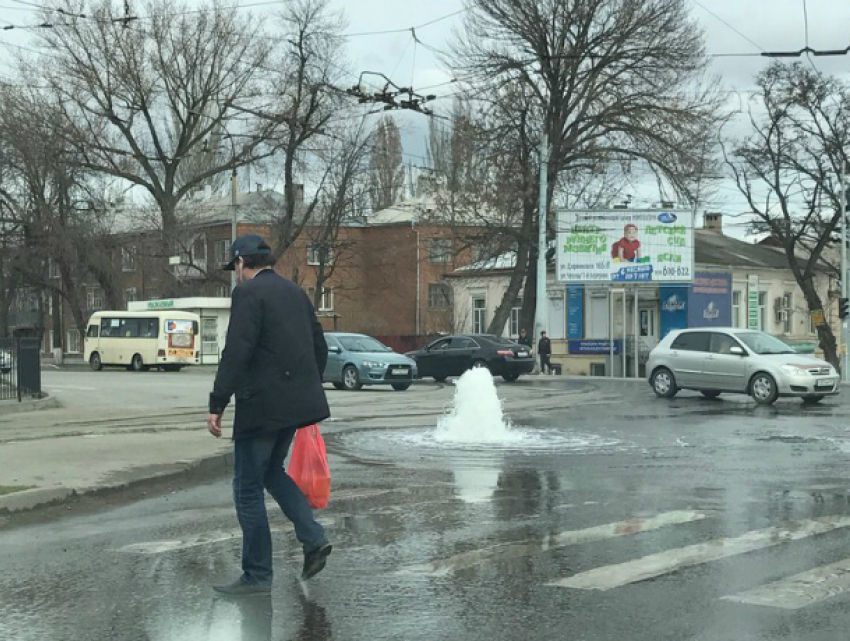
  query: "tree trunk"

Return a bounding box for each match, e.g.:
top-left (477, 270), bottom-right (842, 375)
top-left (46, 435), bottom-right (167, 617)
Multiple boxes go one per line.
top-left (798, 276), bottom-right (838, 368)
top-left (486, 200), bottom-right (535, 336)
top-left (520, 244), bottom-right (537, 337)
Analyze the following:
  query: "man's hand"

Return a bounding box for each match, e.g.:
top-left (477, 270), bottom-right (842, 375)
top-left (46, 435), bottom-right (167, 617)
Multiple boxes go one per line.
top-left (207, 413), bottom-right (223, 438)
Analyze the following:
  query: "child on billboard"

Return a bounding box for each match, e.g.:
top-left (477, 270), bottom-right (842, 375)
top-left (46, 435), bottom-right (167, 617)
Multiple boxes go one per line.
top-left (611, 223), bottom-right (641, 262)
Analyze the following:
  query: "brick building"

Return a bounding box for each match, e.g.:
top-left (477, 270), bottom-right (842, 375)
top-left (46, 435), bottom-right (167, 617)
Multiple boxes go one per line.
top-left (10, 189), bottom-right (481, 357)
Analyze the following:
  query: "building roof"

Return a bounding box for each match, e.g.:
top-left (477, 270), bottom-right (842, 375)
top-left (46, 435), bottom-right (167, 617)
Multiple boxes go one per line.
top-left (448, 230), bottom-right (826, 278)
top-left (694, 230), bottom-right (818, 271)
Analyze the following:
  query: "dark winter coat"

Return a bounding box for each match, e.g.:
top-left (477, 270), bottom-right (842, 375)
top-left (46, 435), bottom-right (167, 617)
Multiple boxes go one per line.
top-left (537, 337), bottom-right (552, 356)
top-left (209, 270), bottom-right (330, 439)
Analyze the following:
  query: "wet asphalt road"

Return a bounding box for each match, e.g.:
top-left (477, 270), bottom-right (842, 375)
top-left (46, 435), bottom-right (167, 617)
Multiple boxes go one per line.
top-left (5, 377), bottom-right (850, 640)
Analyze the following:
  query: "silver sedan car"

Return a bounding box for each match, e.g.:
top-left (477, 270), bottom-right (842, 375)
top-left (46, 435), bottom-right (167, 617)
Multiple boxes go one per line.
top-left (323, 332), bottom-right (418, 391)
top-left (647, 328), bottom-right (839, 405)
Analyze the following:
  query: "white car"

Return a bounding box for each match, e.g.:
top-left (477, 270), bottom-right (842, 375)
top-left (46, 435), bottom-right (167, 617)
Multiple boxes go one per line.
top-left (647, 328), bottom-right (839, 405)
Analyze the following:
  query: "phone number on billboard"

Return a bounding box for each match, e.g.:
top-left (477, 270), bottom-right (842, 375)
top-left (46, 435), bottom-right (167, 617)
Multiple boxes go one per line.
top-left (659, 266), bottom-right (691, 278)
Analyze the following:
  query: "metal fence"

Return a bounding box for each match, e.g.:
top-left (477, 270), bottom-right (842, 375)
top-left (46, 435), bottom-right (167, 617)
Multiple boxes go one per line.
top-left (0, 337), bottom-right (42, 402)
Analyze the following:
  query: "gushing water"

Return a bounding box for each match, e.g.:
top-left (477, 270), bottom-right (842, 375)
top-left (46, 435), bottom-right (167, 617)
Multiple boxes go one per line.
top-left (434, 368), bottom-right (524, 444)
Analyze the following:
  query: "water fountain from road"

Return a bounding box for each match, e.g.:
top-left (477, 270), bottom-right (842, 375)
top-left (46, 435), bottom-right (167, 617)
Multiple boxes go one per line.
top-left (434, 368), bottom-right (524, 444)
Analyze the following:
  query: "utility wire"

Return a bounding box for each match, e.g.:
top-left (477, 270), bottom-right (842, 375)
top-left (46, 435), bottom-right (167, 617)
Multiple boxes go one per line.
top-left (690, 0), bottom-right (765, 52)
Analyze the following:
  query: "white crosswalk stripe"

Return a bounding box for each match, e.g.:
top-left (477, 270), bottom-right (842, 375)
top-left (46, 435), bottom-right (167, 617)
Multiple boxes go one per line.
top-left (721, 558), bottom-right (850, 609)
top-left (548, 515), bottom-right (850, 591)
top-left (401, 510), bottom-right (707, 576)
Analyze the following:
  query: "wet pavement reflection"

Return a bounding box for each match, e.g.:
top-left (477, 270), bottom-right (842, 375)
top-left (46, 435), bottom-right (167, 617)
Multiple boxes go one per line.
top-left (4, 381), bottom-right (850, 639)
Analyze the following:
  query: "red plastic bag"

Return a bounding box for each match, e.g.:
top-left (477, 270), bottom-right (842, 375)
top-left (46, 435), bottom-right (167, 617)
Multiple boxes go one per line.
top-left (288, 424), bottom-right (331, 509)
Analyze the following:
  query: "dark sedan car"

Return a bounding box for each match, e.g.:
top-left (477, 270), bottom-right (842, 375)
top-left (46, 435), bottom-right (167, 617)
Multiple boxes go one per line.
top-left (407, 334), bottom-right (535, 382)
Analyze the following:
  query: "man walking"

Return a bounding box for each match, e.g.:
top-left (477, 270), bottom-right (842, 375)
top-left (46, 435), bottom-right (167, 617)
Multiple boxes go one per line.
top-left (207, 235), bottom-right (332, 596)
top-left (538, 331), bottom-right (552, 375)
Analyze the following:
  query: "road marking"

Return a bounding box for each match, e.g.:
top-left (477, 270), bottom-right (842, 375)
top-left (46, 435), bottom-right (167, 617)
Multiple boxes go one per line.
top-left (117, 529), bottom-right (275, 554)
top-left (722, 558), bottom-right (850, 609)
top-left (401, 510), bottom-right (706, 576)
top-left (549, 515), bottom-right (850, 591)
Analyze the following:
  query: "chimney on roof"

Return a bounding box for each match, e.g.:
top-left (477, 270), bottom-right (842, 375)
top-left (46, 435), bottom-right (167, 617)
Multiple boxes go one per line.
top-left (703, 212), bottom-right (723, 233)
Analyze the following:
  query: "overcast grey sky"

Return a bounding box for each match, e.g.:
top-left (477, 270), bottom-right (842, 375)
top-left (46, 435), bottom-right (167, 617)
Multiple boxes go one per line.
top-left (1, 0), bottom-right (849, 222)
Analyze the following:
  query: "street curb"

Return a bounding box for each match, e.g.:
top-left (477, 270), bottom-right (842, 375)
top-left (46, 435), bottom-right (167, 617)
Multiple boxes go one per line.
top-left (0, 450), bottom-right (234, 516)
top-left (0, 394), bottom-right (61, 417)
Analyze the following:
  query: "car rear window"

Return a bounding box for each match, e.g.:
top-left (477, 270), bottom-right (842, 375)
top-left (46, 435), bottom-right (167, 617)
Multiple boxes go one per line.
top-left (670, 332), bottom-right (710, 352)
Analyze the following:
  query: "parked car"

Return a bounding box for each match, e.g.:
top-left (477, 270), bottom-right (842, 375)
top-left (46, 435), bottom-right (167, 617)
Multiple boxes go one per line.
top-left (324, 332), bottom-right (417, 391)
top-left (647, 328), bottom-right (839, 405)
top-left (407, 334), bottom-right (535, 383)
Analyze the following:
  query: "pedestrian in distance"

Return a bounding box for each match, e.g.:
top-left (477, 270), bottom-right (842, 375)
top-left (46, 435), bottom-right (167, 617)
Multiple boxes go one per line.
top-left (518, 328), bottom-right (533, 351)
top-left (538, 331), bottom-right (552, 375)
top-left (207, 235), bottom-right (332, 597)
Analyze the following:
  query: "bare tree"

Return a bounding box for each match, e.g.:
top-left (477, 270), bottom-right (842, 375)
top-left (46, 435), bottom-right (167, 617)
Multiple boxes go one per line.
top-left (236, 0), bottom-right (349, 257)
top-left (31, 0), bottom-right (277, 294)
top-left (451, 0), bottom-right (724, 335)
top-left (725, 62), bottom-right (850, 368)
top-left (305, 123), bottom-right (373, 310)
top-left (0, 85), bottom-right (120, 341)
top-left (370, 116), bottom-right (405, 211)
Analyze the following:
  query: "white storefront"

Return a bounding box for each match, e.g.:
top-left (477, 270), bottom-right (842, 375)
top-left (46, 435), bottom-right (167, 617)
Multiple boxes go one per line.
top-left (128, 297), bottom-right (231, 365)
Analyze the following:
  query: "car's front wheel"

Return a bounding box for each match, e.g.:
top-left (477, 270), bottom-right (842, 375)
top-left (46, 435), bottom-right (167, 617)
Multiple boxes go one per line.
top-left (750, 372), bottom-right (779, 405)
top-left (391, 383), bottom-right (411, 391)
top-left (342, 365), bottom-right (363, 391)
top-left (651, 367), bottom-right (678, 398)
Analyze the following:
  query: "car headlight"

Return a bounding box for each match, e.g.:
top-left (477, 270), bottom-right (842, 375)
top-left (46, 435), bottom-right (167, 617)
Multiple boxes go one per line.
top-left (780, 364), bottom-right (807, 376)
top-left (362, 360), bottom-right (386, 369)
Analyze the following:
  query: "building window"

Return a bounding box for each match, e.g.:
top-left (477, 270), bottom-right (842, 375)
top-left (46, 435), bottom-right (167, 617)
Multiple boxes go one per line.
top-left (732, 291), bottom-right (742, 328)
top-left (125, 288), bottom-right (137, 303)
top-left (86, 288), bottom-right (104, 312)
top-left (510, 298), bottom-right (523, 337)
top-left (428, 283), bottom-right (452, 310)
top-left (319, 287), bottom-right (334, 312)
top-left (309, 286), bottom-right (334, 311)
top-left (784, 292), bottom-right (793, 334)
top-left (48, 258), bottom-right (61, 279)
top-left (308, 244), bottom-right (333, 266)
top-left (122, 246), bottom-right (136, 272)
top-left (192, 235), bottom-right (207, 262)
top-left (216, 284), bottom-right (230, 298)
top-left (472, 296), bottom-right (486, 334)
top-left (215, 239), bottom-right (232, 266)
top-left (67, 329), bottom-right (81, 354)
top-left (427, 238), bottom-right (452, 263)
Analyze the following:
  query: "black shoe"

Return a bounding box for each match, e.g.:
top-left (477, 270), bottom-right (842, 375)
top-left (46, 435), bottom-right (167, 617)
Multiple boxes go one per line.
top-left (301, 542), bottom-right (332, 580)
top-left (213, 578), bottom-right (272, 597)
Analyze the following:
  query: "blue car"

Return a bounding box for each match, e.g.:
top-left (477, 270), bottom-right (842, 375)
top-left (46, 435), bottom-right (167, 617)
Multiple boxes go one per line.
top-left (323, 332), bottom-right (418, 391)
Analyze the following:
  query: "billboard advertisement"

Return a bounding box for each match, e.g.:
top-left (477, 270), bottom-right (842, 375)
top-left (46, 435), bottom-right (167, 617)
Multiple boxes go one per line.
top-left (689, 272), bottom-right (732, 328)
top-left (567, 285), bottom-right (584, 339)
top-left (556, 209), bottom-right (694, 283)
top-left (660, 286), bottom-right (689, 338)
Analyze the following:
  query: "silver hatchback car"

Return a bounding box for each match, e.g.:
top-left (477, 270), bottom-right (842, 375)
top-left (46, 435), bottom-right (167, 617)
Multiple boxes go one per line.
top-left (647, 328), bottom-right (839, 405)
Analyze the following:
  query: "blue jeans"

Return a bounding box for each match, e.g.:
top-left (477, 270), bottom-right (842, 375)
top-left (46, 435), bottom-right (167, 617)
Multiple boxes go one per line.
top-left (233, 427), bottom-right (326, 585)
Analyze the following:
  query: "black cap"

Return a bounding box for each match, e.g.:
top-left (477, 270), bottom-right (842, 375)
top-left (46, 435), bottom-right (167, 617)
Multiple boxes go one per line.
top-left (223, 235), bottom-right (272, 271)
